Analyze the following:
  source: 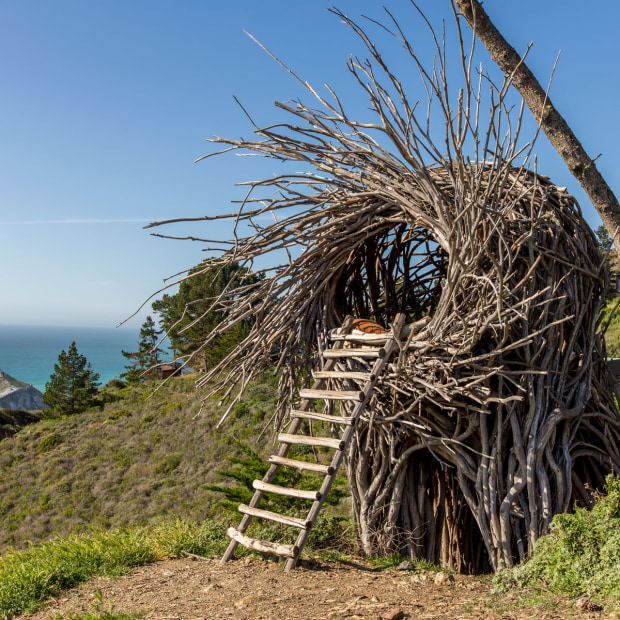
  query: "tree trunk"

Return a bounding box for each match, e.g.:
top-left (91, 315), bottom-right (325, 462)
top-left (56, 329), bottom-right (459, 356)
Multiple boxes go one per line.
top-left (453, 0), bottom-right (620, 254)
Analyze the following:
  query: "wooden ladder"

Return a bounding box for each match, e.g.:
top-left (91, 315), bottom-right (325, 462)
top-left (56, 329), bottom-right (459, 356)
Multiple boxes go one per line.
top-left (221, 313), bottom-right (406, 571)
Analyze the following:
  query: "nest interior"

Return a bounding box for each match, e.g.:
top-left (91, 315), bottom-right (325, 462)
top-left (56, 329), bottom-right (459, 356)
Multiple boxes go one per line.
top-left (329, 220), bottom-right (447, 328)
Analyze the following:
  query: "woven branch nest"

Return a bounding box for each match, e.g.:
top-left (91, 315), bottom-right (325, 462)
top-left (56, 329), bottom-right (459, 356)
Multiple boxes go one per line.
top-left (149, 6), bottom-right (620, 569)
top-left (185, 161), bottom-right (616, 435)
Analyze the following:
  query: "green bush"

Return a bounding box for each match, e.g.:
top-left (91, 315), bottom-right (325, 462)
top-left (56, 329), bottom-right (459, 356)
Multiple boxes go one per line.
top-left (36, 433), bottom-right (62, 454)
top-left (494, 474), bottom-right (620, 606)
top-left (231, 402), bottom-right (250, 419)
top-left (107, 409), bottom-right (131, 421)
top-left (600, 295), bottom-right (620, 357)
top-left (105, 379), bottom-right (127, 390)
top-left (307, 513), bottom-right (355, 551)
top-left (152, 519), bottom-right (228, 558)
top-left (153, 454), bottom-right (182, 475)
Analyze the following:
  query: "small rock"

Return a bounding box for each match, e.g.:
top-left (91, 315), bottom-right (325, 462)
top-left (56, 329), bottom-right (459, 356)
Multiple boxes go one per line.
top-left (576, 595), bottom-right (603, 612)
top-left (379, 608), bottom-right (404, 620)
top-left (234, 593), bottom-right (263, 608)
top-left (433, 571), bottom-right (455, 585)
top-left (396, 560), bottom-right (416, 571)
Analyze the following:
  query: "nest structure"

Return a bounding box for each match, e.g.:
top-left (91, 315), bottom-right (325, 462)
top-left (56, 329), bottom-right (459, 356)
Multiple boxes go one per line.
top-left (150, 7), bottom-right (620, 572)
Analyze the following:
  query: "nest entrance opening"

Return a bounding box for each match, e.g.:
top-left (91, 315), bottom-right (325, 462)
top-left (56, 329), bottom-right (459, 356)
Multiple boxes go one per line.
top-left (333, 223), bottom-right (447, 327)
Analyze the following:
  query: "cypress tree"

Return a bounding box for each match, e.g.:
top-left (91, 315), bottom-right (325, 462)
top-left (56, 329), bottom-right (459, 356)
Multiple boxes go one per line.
top-left (121, 316), bottom-right (163, 383)
top-left (43, 342), bottom-right (100, 415)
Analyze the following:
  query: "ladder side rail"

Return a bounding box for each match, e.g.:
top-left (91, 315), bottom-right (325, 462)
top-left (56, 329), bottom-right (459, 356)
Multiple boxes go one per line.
top-left (283, 313), bottom-right (407, 571)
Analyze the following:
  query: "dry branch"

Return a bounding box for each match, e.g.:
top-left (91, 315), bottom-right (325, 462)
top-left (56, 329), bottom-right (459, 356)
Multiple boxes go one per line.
top-left (453, 0), bottom-right (620, 254)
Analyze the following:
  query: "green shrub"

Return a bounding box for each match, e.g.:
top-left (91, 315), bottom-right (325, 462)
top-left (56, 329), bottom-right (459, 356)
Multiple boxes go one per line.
top-left (107, 409), bottom-right (131, 421)
top-left (153, 454), bottom-right (182, 475)
top-left (105, 379), bottom-right (127, 390)
top-left (231, 402), bottom-right (250, 419)
top-left (600, 296), bottom-right (620, 358)
top-left (307, 513), bottom-right (355, 551)
top-left (494, 474), bottom-right (620, 605)
top-left (36, 433), bottom-right (62, 454)
top-left (136, 413), bottom-right (155, 428)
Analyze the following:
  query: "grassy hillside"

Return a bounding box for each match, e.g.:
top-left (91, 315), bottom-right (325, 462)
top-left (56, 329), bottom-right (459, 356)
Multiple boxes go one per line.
top-left (0, 373), bottom-right (287, 551)
top-left (601, 295), bottom-right (620, 357)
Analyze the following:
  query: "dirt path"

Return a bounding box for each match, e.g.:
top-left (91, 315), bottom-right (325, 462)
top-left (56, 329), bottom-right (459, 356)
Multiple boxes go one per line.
top-left (18, 556), bottom-right (614, 620)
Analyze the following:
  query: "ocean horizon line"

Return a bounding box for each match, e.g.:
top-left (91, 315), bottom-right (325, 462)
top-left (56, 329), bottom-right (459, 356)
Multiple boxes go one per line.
top-left (0, 324), bottom-right (151, 392)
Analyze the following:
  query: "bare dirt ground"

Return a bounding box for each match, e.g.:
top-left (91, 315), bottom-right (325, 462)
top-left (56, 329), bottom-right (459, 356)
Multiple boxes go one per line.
top-left (18, 556), bottom-right (615, 620)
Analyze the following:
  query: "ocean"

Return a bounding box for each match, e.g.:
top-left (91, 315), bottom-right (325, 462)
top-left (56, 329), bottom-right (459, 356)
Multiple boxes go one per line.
top-left (0, 325), bottom-right (145, 392)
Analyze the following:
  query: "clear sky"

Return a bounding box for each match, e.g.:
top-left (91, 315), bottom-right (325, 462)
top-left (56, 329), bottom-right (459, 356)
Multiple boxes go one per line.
top-left (1, 1), bottom-right (619, 329)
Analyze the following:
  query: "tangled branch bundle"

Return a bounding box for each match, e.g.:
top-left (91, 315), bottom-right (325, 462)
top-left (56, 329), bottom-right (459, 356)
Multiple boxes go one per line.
top-left (149, 5), bottom-right (620, 571)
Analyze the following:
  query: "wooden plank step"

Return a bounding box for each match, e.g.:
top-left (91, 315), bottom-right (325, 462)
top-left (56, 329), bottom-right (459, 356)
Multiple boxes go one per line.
top-left (227, 527), bottom-right (299, 558)
top-left (289, 409), bottom-right (355, 426)
top-left (322, 348), bottom-right (383, 359)
top-left (278, 433), bottom-right (345, 450)
top-left (329, 333), bottom-right (390, 345)
top-left (312, 370), bottom-right (373, 381)
top-left (299, 388), bottom-right (363, 401)
top-left (268, 455), bottom-right (334, 475)
top-left (253, 480), bottom-right (321, 501)
top-left (238, 504), bottom-right (310, 529)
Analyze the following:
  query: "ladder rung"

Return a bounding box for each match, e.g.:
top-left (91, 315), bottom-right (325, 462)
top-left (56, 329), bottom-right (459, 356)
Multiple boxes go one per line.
top-left (278, 433), bottom-right (345, 450)
top-left (313, 370), bottom-right (373, 381)
top-left (299, 388), bottom-right (363, 401)
top-left (329, 333), bottom-right (390, 344)
top-left (323, 348), bottom-right (384, 359)
top-left (290, 409), bottom-right (355, 426)
top-left (269, 454), bottom-right (334, 474)
top-left (238, 504), bottom-right (310, 529)
top-left (227, 527), bottom-right (299, 558)
top-left (253, 480), bottom-right (321, 501)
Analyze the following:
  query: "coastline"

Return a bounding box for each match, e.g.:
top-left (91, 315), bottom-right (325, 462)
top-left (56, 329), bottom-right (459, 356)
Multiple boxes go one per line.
top-left (0, 324), bottom-right (140, 392)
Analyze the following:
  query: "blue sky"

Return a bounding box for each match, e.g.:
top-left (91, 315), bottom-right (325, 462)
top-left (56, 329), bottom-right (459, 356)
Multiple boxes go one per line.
top-left (1, 1), bottom-right (619, 329)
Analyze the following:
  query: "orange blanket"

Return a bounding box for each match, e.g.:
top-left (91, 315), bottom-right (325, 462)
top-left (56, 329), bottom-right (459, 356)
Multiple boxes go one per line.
top-left (351, 318), bottom-right (389, 334)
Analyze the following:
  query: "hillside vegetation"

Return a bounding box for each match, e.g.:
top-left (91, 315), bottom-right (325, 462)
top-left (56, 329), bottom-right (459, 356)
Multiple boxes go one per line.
top-left (0, 373), bottom-right (289, 551)
top-left (0, 409), bottom-right (42, 440)
top-left (601, 295), bottom-right (620, 357)
top-left (1, 308), bottom-right (620, 616)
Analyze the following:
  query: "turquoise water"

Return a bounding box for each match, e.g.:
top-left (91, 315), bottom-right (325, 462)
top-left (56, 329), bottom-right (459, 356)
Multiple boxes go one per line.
top-left (0, 325), bottom-right (143, 392)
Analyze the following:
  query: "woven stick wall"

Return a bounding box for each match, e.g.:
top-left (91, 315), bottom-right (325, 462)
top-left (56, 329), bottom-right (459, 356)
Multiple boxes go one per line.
top-left (149, 7), bottom-right (620, 572)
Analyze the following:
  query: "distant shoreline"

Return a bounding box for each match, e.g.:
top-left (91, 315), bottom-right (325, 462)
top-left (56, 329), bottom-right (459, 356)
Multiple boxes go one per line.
top-left (0, 324), bottom-right (148, 392)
